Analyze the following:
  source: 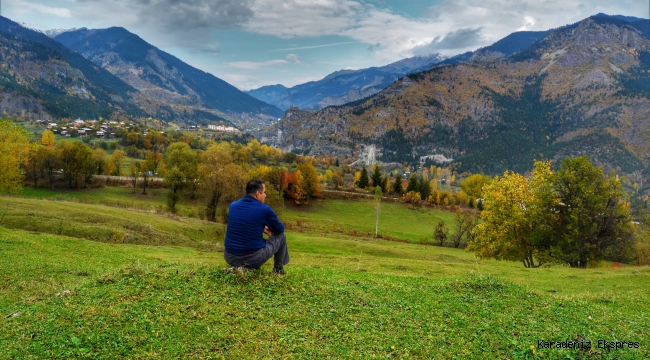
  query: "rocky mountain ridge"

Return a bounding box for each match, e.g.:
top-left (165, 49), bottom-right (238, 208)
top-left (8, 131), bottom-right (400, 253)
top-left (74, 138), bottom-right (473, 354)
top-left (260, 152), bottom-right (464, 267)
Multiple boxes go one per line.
top-left (247, 53), bottom-right (447, 111)
top-left (258, 15), bottom-right (650, 177)
top-left (0, 17), bottom-right (140, 120)
top-left (55, 27), bottom-right (283, 126)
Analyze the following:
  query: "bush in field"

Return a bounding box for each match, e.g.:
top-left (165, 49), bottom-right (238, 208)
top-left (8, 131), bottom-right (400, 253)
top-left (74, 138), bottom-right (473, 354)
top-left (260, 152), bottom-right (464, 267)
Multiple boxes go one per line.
top-left (402, 191), bottom-right (421, 204)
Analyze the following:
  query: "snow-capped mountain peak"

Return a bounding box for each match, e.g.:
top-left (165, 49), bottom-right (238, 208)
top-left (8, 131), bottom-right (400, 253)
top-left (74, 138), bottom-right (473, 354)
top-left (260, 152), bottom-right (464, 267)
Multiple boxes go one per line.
top-left (18, 22), bottom-right (82, 38)
top-left (43, 28), bottom-right (83, 38)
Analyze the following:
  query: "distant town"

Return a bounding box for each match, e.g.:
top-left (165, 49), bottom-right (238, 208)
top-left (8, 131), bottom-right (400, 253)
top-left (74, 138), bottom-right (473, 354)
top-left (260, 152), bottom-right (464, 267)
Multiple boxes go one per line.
top-left (38, 118), bottom-right (239, 140)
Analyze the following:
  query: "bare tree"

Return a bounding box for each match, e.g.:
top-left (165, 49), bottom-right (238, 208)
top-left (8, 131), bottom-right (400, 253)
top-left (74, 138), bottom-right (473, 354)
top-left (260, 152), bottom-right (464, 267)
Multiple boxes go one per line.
top-left (374, 186), bottom-right (382, 237)
top-left (434, 219), bottom-right (448, 247)
top-left (452, 210), bottom-right (477, 248)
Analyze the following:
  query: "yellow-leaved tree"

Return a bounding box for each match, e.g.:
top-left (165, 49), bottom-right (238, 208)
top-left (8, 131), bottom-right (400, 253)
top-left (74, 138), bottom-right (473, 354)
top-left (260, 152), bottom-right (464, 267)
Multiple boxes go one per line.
top-left (297, 162), bottom-right (320, 201)
top-left (41, 130), bottom-right (56, 147)
top-left (199, 142), bottom-right (246, 222)
top-left (467, 161), bottom-right (554, 268)
top-left (0, 120), bottom-right (30, 194)
top-left (460, 174), bottom-right (493, 199)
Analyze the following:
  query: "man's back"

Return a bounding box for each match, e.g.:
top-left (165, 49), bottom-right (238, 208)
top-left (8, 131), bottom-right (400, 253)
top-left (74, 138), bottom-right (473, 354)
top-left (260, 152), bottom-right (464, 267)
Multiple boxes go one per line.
top-left (224, 195), bottom-right (284, 256)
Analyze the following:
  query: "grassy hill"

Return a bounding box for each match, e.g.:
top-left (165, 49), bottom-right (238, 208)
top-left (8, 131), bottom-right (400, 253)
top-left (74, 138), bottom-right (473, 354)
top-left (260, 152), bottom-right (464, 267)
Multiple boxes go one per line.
top-left (1, 194), bottom-right (649, 358)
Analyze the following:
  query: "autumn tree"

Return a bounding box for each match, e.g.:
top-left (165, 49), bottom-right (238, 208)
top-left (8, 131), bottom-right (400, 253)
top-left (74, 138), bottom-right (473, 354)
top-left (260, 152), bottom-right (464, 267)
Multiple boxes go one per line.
top-left (331, 170), bottom-right (344, 189)
top-left (468, 161), bottom-right (554, 268)
top-left (290, 170), bottom-right (307, 204)
top-left (93, 149), bottom-right (109, 176)
top-left (129, 161), bottom-right (140, 193)
top-left (163, 142), bottom-right (199, 212)
top-left (41, 146), bottom-right (59, 189)
top-left (146, 150), bottom-right (163, 174)
top-left (434, 219), bottom-right (448, 246)
top-left (199, 143), bottom-right (246, 221)
top-left (461, 174), bottom-right (492, 199)
top-left (452, 210), bottom-right (477, 248)
top-left (297, 162), bottom-right (320, 201)
top-left (41, 130), bottom-right (56, 147)
top-left (267, 167), bottom-right (288, 194)
top-left (25, 144), bottom-right (45, 189)
top-left (0, 120), bottom-right (29, 194)
top-left (57, 141), bottom-right (94, 189)
top-left (110, 149), bottom-right (127, 176)
top-left (548, 156), bottom-right (634, 268)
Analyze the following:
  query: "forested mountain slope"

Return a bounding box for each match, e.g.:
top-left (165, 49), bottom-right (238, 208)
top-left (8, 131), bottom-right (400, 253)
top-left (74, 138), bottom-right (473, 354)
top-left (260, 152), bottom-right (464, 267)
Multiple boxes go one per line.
top-left (55, 27), bottom-right (283, 125)
top-left (0, 17), bottom-right (141, 120)
top-left (259, 16), bottom-right (650, 176)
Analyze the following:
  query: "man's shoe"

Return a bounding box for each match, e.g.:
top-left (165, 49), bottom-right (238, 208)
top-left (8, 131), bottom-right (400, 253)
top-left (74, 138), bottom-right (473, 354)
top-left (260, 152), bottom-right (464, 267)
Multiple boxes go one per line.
top-left (273, 268), bottom-right (286, 275)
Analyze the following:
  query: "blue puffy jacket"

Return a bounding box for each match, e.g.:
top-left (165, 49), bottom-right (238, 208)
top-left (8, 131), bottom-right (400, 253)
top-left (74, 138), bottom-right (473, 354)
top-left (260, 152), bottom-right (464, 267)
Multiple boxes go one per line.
top-left (224, 195), bottom-right (285, 256)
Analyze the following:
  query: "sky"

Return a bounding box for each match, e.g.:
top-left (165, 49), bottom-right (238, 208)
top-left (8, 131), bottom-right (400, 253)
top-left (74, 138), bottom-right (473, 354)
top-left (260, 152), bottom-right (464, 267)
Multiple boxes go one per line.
top-left (2, 0), bottom-right (648, 90)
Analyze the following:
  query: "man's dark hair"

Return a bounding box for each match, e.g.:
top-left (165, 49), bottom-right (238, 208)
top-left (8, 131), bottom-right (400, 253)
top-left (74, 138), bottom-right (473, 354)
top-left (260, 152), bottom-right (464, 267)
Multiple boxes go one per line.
top-left (246, 179), bottom-right (265, 195)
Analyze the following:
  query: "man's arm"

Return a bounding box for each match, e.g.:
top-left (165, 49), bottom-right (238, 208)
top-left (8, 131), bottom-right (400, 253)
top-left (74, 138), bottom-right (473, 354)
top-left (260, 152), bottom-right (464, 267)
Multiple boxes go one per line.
top-left (265, 207), bottom-right (285, 235)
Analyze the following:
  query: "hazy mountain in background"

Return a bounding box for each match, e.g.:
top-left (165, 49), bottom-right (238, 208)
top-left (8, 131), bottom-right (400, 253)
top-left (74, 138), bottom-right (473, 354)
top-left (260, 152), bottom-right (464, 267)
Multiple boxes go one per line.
top-left (247, 53), bottom-right (447, 111)
top-left (55, 27), bottom-right (283, 126)
top-left (258, 15), bottom-right (650, 177)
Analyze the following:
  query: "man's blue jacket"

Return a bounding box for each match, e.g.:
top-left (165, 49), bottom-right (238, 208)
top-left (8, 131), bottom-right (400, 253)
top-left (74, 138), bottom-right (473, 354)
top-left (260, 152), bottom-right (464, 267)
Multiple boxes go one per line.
top-left (224, 195), bottom-right (285, 256)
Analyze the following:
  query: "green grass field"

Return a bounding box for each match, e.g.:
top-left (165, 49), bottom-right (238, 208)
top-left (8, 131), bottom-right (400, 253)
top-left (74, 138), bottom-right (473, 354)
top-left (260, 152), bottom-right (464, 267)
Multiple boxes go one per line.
top-left (1, 191), bottom-right (649, 358)
top-left (18, 186), bottom-right (458, 242)
top-left (284, 199), bottom-right (457, 243)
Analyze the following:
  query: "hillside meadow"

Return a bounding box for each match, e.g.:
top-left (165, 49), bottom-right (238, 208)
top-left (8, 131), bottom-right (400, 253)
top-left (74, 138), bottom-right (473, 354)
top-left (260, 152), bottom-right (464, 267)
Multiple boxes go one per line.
top-left (0, 190), bottom-right (648, 359)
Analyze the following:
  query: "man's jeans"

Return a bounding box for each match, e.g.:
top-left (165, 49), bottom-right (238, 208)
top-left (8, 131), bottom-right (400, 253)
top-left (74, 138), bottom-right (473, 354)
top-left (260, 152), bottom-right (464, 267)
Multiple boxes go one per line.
top-left (224, 233), bottom-right (290, 270)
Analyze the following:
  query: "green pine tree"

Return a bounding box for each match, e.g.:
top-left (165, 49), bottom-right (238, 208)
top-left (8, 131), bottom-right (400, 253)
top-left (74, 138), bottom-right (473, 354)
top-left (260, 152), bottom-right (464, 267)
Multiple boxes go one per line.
top-left (406, 174), bottom-right (419, 193)
top-left (356, 167), bottom-right (369, 188)
top-left (371, 166), bottom-right (382, 187)
top-left (392, 174), bottom-right (403, 194)
top-left (380, 176), bottom-right (388, 193)
top-left (419, 176), bottom-right (430, 200)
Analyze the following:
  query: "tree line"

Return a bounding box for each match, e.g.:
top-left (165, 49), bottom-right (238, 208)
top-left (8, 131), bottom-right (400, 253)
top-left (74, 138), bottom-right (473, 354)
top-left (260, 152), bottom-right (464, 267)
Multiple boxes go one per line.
top-left (0, 119), bottom-right (322, 221)
top-left (468, 157), bottom-right (641, 268)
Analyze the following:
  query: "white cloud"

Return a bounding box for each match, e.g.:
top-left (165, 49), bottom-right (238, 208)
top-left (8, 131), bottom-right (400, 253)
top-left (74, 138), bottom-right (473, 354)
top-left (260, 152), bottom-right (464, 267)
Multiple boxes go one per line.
top-left (5, 0), bottom-right (72, 18)
top-left (517, 16), bottom-right (537, 31)
top-left (228, 59), bottom-right (289, 69)
top-left (270, 42), bottom-right (358, 52)
top-left (245, 0), bottom-right (364, 38)
top-left (342, 9), bottom-right (453, 60)
top-left (286, 54), bottom-right (301, 64)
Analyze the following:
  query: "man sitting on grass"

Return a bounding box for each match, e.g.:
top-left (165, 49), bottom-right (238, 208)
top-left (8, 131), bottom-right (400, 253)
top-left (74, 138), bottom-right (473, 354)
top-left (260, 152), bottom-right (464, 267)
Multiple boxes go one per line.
top-left (224, 179), bottom-right (290, 275)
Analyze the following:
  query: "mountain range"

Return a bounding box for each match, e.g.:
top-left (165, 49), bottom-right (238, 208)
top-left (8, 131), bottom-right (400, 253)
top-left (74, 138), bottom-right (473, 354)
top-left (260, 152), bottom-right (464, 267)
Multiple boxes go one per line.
top-left (0, 17), bottom-right (282, 125)
top-left (54, 27), bottom-right (282, 124)
top-left (258, 14), bottom-right (650, 177)
top-left (247, 53), bottom-right (447, 111)
top-left (0, 17), bottom-right (138, 120)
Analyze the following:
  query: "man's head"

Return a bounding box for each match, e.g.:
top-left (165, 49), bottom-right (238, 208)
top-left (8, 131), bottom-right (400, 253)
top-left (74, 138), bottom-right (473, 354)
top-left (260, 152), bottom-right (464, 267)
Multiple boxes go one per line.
top-left (246, 179), bottom-right (266, 203)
